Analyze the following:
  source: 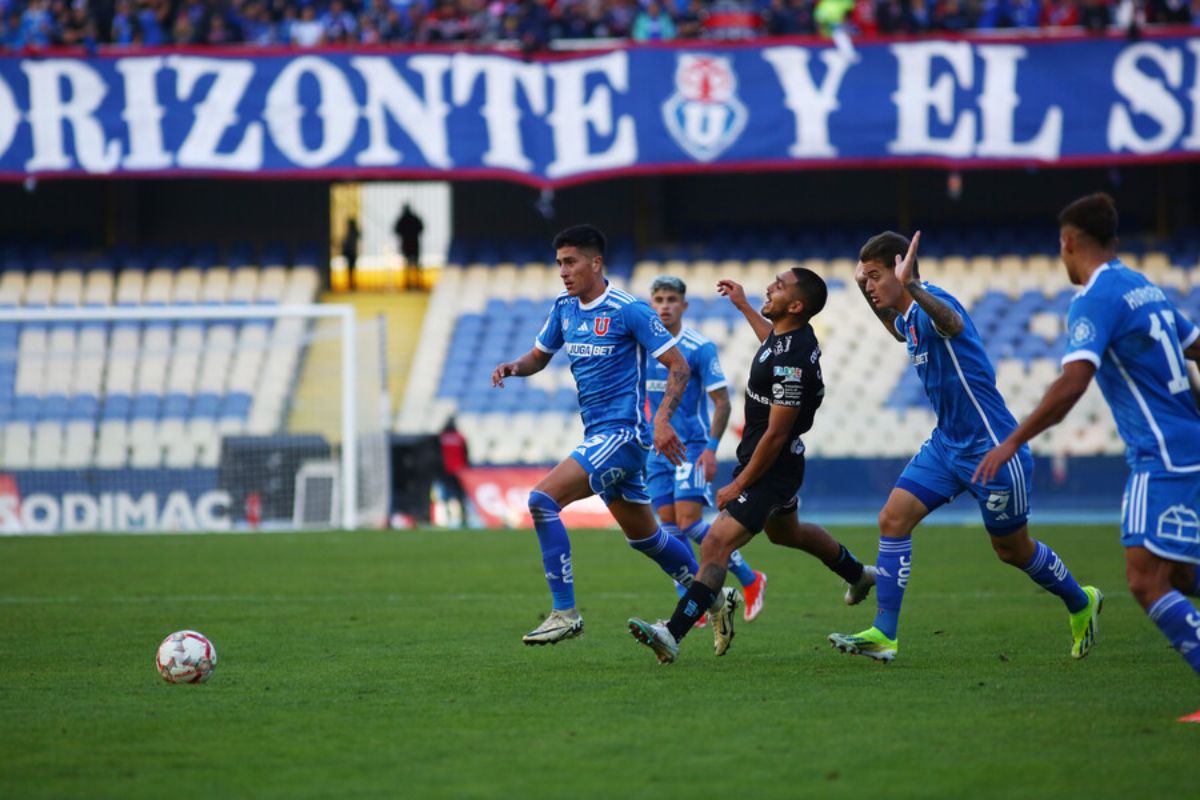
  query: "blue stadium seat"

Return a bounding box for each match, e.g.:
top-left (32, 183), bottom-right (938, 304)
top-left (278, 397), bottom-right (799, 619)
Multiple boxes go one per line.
top-left (192, 393), bottom-right (220, 419)
top-left (220, 393), bottom-right (252, 419)
top-left (102, 394), bottom-right (131, 420)
top-left (69, 395), bottom-right (99, 420)
top-left (133, 394), bottom-right (161, 419)
top-left (13, 394), bottom-right (40, 421)
top-left (40, 393), bottom-right (69, 420)
top-left (162, 393), bottom-right (191, 419)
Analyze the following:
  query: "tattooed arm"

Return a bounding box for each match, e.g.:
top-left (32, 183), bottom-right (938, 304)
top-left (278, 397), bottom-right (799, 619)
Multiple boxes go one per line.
top-left (652, 346), bottom-right (690, 465)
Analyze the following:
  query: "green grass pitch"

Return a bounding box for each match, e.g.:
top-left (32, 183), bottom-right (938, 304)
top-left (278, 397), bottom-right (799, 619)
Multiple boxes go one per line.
top-left (2, 525), bottom-right (1197, 799)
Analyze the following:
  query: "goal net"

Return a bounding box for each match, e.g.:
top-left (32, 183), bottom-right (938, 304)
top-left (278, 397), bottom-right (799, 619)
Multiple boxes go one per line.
top-left (0, 304), bottom-right (390, 534)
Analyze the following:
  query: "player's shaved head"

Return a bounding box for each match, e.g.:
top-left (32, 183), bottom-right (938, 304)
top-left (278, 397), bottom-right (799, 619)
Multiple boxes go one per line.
top-left (859, 231), bottom-right (918, 277)
top-left (1058, 193), bottom-right (1118, 249)
top-left (553, 224), bottom-right (607, 258)
top-left (790, 267), bottom-right (827, 319)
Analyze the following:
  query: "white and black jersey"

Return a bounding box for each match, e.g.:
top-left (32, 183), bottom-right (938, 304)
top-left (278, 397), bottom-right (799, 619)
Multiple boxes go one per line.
top-left (736, 325), bottom-right (824, 471)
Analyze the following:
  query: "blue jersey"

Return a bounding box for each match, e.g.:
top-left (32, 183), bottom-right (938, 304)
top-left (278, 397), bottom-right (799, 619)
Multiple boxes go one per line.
top-left (645, 327), bottom-right (727, 447)
top-left (535, 283), bottom-right (677, 447)
top-left (1062, 259), bottom-right (1200, 473)
top-left (896, 283), bottom-right (1019, 451)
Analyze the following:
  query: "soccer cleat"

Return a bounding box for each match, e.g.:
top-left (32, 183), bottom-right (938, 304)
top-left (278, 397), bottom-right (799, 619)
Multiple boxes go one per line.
top-left (522, 609), bottom-right (584, 646)
top-left (1178, 710), bottom-right (1200, 724)
top-left (742, 571), bottom-right (768, 622)
top-left (828, 627), bottom-right (898, 663)
top-left (710, 587), bottom-right (739, 656)
top-left (1069, 586), bottom-right (1103, 659)
top-left (844, 565), bottom-right (878, 606)
top-left (628, 618), bottom-right (679, 664)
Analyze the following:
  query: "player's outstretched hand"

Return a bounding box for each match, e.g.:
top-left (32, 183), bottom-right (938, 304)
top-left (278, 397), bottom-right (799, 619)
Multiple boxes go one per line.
top-left (654, 421), bottom-right (688, 466)
top-left (491, 362), bottom-right (518, 388)
top-left (716, 279), bottom-right (748, 308)
top-left (894, 230), bottom-right (922, 286)
top-left (972, 440), bottom-right (1018, 485)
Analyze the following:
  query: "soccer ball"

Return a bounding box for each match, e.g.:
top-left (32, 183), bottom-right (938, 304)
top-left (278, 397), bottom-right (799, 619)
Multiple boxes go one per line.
top-left (156, 630), bottom-right (218, 684)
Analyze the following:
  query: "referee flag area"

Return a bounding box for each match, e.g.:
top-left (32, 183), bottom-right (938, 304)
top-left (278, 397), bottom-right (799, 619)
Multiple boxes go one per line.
top-left (1, 525), bottom-right (1195, 799)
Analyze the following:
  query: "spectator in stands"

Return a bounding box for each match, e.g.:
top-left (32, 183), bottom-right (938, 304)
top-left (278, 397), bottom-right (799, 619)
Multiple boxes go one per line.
top-left (109, 0), bottom-right (136, 44)
top-left (674, 0), bottom-right (707, 37)
top-left (290, 4), bottom-right (325, 45)
top-left (1147, 0), bottom-right (1192, 23)
top-left (341, 218), bottom-right (360, 289)
top-left (763, 0), bottom-right (820, 35)
top-left (20, 0), bottom-right (56, 47)
top-left (135, 0), bottom-right (170, 45)
top-left (437, 417), bottom-right (471, 528)
top-left (632, 0), bottom-right (675, 38)
top-left (704, 0), bottom-right (763, 37)
top-left (322, 0), bottom-right (358, 42)
top-left (1039, 0), bottom-right (1079, 26)
top-left (515, 0), bottom-right (552, 52)
top-left (930, 0), bottom-right (975, 30)
top-left (394, 204), bottom-right (425, 291)
top-left (1079, 0), bottom-right (1111, 30)
top-left (57, 2), bottom-right (96, 47)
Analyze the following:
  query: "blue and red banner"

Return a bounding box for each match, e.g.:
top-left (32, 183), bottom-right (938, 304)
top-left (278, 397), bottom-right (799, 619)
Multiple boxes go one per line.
top-left (1, 34), bottom-right (1199, 185)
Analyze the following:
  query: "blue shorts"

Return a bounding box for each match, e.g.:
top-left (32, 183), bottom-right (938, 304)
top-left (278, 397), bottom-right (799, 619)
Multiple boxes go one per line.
top-left (1121, 469), bottom-right (1200, 565)
top-left (646, 442), bottom-right (714, 510)
top-left (569, 429), bottom-right (651, 506)
top-left (897, 434), bottom-right (1032, 536)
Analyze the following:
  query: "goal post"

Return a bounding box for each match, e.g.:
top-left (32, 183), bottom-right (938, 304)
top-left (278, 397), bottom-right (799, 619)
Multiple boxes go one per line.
top-left (0, 303), bottom-right (390, 533)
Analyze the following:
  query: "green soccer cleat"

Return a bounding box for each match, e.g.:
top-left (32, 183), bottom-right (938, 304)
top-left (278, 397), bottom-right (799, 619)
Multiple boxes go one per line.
top-left (1069, 586), bottom-right (1103, 659)
top-left (828, 627), bottom-right (898, 663)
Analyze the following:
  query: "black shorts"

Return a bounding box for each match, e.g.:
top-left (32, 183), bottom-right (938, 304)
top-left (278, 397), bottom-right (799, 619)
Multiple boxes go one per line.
top-left (724, 457), bottom-right (806, 535)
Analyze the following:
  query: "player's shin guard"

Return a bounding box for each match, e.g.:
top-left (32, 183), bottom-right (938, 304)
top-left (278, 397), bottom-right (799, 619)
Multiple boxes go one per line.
top-left (667, 580), bottom-right (718, 642)
top-left (874, 535), bottom-right (911, 640)
top-left (529, 490), bottom-right (575, 611)
top-left (628, 527), bottom-right (699, 588)
top-left (1147, 591), bottom-right (1200, 674)
top-left (1022, 540), bottom-right (1089, 613)
top-left (727, 547), bottom-right (758, 587)
top-left (824, 543), bottom-right (866, 585)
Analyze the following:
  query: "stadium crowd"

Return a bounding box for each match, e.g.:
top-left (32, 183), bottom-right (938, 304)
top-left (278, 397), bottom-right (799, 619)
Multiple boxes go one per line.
top-left (0, 0), bottom-right (1193, 51)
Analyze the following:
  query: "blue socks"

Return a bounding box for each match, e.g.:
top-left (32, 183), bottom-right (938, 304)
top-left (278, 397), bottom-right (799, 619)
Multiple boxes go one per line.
top-left (1147, 591), bottom-right (1200, 675)
top-left (679, 520), bottom-right (757, 587)
top-left (1022, 540), bottom-right (1089, 613)
top-left (873, 535), bottom-right (912, 640)
top-left (629, 526), bottom-right (698, 588)
top-left (528, 491), bottom-right (574, 611)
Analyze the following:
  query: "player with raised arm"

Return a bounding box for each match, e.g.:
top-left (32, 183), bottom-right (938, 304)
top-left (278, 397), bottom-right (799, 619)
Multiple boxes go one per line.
top-left (627, 269), bottom-right (876, 664)
top-left (491, 224), bottom-right (701, 646)
top-left (974, 194), bottom-right (1200, 722)
top-left (646, 275), bottom-right (768, 624)
top-left (829, 231), bottom-right (1100, 663)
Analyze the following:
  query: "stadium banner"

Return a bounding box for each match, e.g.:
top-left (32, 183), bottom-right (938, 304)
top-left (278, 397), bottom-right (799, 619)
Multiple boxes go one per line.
top-left (0, 469), bottom-right (230, 534)
top-left (1, 34), bottom-right (1200, 184)
top-left (459, 466), bottom-right (614, 528)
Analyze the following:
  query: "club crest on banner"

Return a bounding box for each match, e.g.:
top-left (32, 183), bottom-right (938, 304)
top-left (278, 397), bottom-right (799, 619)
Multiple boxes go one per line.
top-left (662, 54), bottom-right (748, 163)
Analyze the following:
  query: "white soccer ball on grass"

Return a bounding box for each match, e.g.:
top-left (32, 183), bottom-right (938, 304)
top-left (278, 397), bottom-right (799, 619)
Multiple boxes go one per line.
top-left (156, 630), bottom-right (218, 684)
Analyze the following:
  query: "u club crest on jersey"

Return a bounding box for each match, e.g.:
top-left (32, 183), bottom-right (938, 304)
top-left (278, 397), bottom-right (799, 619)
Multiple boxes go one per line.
top-left (593, 316), bottom-right (611, 336)
top-left (662, 54), bottom-right (748, 163)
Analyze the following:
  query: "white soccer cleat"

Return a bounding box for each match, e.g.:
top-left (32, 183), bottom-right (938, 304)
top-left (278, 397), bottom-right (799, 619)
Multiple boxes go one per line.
top-left (628, 617), bottom-right (680, 664)
top-left (522, 609), bottom-right (584, 646)
top-left (844, 565), bottom-right (878, 606)
top-left (711, 587), bottom-right (739, 656)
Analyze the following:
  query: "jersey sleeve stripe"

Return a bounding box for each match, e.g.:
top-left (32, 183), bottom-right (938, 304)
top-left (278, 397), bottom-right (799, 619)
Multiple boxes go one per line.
top-left (704, 380), bottom-right (728, 392)
top-left (1181, 326), bottom-right (1200, 349)
top-left (534, 339), bottom-right (557, 354)
top-left (1061, 350), bottom-right (1101, 368)
top-left (651, 335), bottom-right (679, 359)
